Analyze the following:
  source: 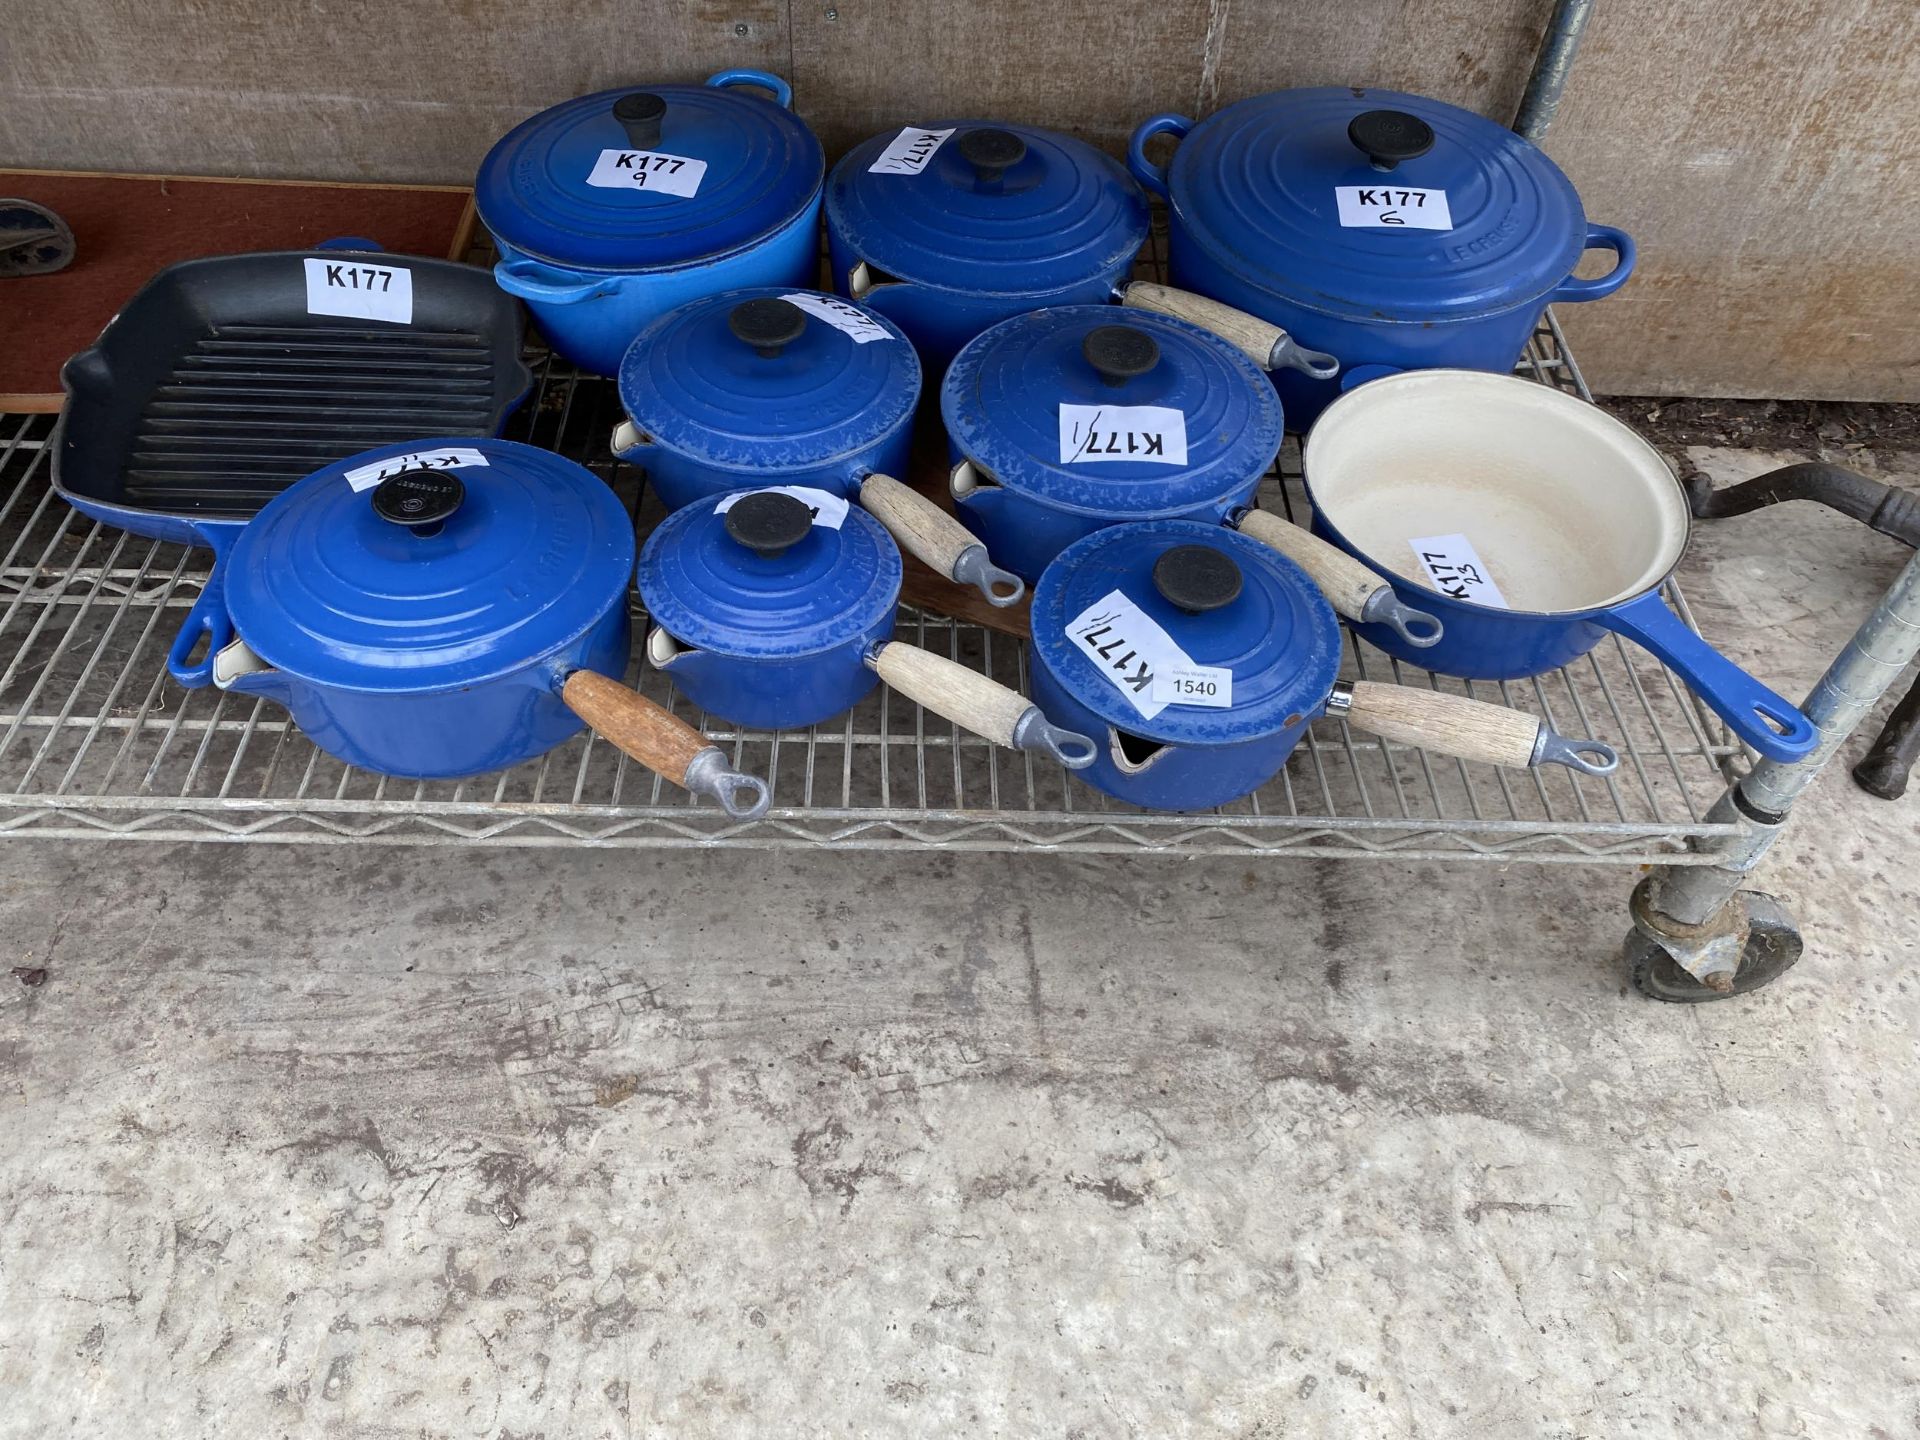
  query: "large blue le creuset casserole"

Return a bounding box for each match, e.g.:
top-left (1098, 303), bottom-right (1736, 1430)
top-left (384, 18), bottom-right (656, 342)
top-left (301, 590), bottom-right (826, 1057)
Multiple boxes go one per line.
top-left (825, 119), bottom-right (1337, 379)
top-left (478, 71), bottom-right (824, 376)
top-left (1300, 370), bottom-right (1818, 764)
top-left (1128, 86), bottom-right (1635, 427)
top-left (638, 487), bottom-right (1095, 767)
top-left (1026, 521), bottom-right (1617, 811)
top-left (614, 288), bottom-right (1024, 607)
top-left (940, 304), bottom-right (1438, 643)
top-left (166, 438), bottom-right (769, 815)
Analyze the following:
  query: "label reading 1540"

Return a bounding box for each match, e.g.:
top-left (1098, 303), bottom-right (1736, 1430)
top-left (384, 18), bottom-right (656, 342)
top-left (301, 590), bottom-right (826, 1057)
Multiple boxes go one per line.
top-left (1149, 664), bottom-right (1234, 709)
top-left (303, 258), bottom-right (413, 324)
top-left (586, 148), bottom-right (708, 197)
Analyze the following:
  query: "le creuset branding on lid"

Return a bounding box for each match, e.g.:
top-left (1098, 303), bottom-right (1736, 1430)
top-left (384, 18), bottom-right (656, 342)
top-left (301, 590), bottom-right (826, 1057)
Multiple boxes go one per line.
top-left (639, 488), bottom-right (902, 659)
top-left (476, 81), bottom-right (823, 272)
top-left (221, 439), bottom-right (634, 693)
top-left (943, 307), bottom-right (1282, 515)
top-left (1032, 520), bottom-right (1340, 746)
top-left (618, 289), bottom-right (920, 473)
top-left (1167, 86), bottom-right (1593, 322)
top-left (827, 121), bottom-right (1148, 295)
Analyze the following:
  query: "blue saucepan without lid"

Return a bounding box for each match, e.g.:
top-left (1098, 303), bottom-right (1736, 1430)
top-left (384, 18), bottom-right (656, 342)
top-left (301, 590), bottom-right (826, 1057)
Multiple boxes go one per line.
top-left (1028, 521), bottom-right (1617, 811)
top-left (824, 119), bottom-right (1338, 379)
top-left (614, 287), bottom-right (1024, 608)
top-left (1301, 370), bottom-right (1818, 764)
top-left (1128, 86), bottom-right (1635, 429)
top-left (638, 488), bottom-right (1095, 767)
top-left (165, 438), bottom-right (769, 815)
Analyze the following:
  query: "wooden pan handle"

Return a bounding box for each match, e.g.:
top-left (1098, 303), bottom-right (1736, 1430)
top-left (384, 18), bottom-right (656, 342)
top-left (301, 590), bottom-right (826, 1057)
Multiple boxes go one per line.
top-left (1337, 681), bottom-right (1542, 768)
top-left (860, 473), bottom-right (1024, 607)
top-left (1119, 283), bottom-right (1339, 378)
top-left (869, 642), bottom-right (1095, 767)
top-left (561, 671), bottom-right (770, 818)
top-left (1234, 508), bottom-right (1443, 646)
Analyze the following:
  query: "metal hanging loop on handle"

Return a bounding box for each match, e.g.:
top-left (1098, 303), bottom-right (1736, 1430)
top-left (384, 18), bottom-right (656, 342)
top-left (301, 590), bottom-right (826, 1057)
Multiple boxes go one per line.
top-left (1358, 586), bottom-right (1444, 648)
top-left (1011, 709), bottom-right (1098, 770)
top-left (683, 748), bottom-right (774, 820)
top-left (1531, 728), bottom-right (1620, 776)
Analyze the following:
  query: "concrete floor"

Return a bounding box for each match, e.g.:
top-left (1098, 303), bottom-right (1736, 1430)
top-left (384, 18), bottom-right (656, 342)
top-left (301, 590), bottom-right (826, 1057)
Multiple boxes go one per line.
top-left (2, 449), bottom-right (1919, 1438)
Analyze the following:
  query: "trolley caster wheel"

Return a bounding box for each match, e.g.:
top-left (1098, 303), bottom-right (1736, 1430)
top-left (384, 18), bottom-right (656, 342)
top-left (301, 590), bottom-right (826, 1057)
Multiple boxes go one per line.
top-left (0, 201), bottom-right (76, 277)
top-left (1625, 890), bottom-right (1803, 1003)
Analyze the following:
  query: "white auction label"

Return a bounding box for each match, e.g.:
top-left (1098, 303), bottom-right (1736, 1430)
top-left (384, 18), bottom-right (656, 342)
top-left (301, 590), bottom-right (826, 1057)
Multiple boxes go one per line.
top-left (1057, 404), bottom-right (1188, 467)
top-left (1334, 185), bottom-right (1453, 231)
top-left (715, 486), bottom-right (850, 531)
top-left (867, 126), bottom-right (956, 176)
top-left (1065, 589), bottom-right (1213, 721)
top-left (304, 257), bottom-right (413, 325)
top-left (1408, 533), bottom-right (1509, 607)
top-left (1150, 664), bottom-right (1234, 709)
top-left (344, 447), bottom-right (489, 493)
top-left (779, 292), bottom-right (892, 344)
top-left (585, 148), bottom-right (708, 197)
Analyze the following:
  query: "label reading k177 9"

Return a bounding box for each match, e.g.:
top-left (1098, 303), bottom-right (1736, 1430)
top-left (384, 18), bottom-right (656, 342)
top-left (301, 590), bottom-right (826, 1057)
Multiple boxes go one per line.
top-left (1065, 589), bottom-right (1218, 721)
top-left (1057, 405), bottom-right (1188, 467)
top-left (1408, 533), bottom-right (1509, 607)
top-left (586, 148), bottom-right (708, 197)
top-left (303, 258), bottom-right (413, 324)
top-left (1335, 185), bottom-right (1453, 231)
top-left (867, 126), bottom-right (956, 175)
top-left (343, 447), bottom-right (489, 493)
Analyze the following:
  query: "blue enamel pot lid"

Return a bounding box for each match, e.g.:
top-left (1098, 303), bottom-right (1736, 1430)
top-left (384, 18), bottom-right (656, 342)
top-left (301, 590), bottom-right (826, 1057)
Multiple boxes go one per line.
top-left (639, 486), bottom-right (901, 659)
top-left (827, 120), bottom-right (1148, 295)
top-left (223, 439), bottom-right (634, 694)
top-left (619, 288), bottom-right (920, 474)
top-left (476, 81), bottom-right (823, 272)
top-left (1169, 86), bottom-right (1590, 322)
top-left (1032, 520), bottom-right (1341, 747)
top-left (942, 305), bottom-right (1283, 516)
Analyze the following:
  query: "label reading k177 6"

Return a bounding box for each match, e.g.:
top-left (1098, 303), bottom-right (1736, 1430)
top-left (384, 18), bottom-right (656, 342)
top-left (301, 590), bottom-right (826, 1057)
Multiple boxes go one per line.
top-left (303, 258), bottom-right (413, 324)
top-left (867, 126), bottom-right (956, 175)
top-left (1334, 185), bottom-right (1453, 231)
top-left (1408, 533), bottom-right (1509, 607)
top-left (586, 148), bottom-right (708, 197)
top-left (1057, 404), bottom-right (1188, 467)
top-left (343, 447), bottom-right (488, 493)
top-left (1065, 589), bottom-right (1216, 721)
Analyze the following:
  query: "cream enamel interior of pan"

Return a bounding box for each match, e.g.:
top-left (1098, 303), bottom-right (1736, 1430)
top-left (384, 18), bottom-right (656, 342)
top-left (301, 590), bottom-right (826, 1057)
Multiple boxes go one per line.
top-left (1305, 371), bottom-right (1689, 615)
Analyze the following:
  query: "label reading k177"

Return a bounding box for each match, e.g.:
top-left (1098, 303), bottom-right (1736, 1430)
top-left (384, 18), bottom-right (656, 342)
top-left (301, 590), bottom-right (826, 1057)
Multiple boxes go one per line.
top-left (1057, 404), bottom-right (1188, 467)
top-left (303, 258), bottom-right (413, 324)
top-left (867, 126), bottom-right (956, 175)
top-left (343, 447), bottom-right (489, 493)
top-left (779, 293), bottom-right (892, 344)
top-left (586, 148), bottom-right (708, 197)
top-left (1334, 185), bottom-right (1453, 231)
top-left (1065, 589), bottom-right (1214, 721)
top-left (1408, 533), bottom-right (1509, 607)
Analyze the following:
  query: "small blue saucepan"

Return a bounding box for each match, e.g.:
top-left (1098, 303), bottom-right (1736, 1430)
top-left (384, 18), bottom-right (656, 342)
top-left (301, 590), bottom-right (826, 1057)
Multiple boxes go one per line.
top-left (1301, 370), bottom-right (1818, 763)
top-left (614, 288), bottom-right (1024, 608)
top-left (478, 72), bottom-right (824, 376)
top-left (1026, 521), bottom-right (1617, 811)
top-left (638, 487), bottom-right (1095, 768)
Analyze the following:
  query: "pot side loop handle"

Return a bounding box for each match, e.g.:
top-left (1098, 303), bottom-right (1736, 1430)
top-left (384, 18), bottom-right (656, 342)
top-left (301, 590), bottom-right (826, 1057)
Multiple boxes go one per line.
top-left (1550, 224), bottom-right (1636, 304)
top-left (1231, 508), bottom-right (1443, 647)
top-left (1596, 591), bottom-right (1817, 763)
top-left (493, 257), bottom-right (623, 306)
top-left (704, 69), bottom-right (794, 109)
top-left (858, 473), bottom-right (1025, 607)
top-left (868, 641), bottom-right (1096, 769)
top-left (561, 671), bottom-right (771, 819)
top-left (1331, 681), bottom-right (1619, 775)
top-left (166, 528), bottom-right (239, 689)
top-left (1117, 283), bottom-right (1340, 380)
top-left (1126, 113), bottom-right (1192, 200)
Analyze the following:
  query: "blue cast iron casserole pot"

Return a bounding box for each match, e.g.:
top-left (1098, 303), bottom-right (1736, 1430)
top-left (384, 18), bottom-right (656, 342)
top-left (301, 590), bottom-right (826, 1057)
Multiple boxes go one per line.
top-left (478, 71), bottom-right (824, 376)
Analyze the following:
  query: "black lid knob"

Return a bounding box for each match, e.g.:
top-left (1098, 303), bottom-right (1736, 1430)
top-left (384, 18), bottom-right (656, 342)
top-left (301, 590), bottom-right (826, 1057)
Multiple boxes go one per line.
top-left (724, 490), bottom-right (814, 558)
top-left (613, 91), bottom-right (666, 150)
top-left (956, 127), bottom-right (1027, 184)
top-left (1082, 324), bottom-right (1159, 388)
top-left (372, 468), bottom-right (465, 534)
top-left (727, 298), bottom-right (809, 358)
top-left (1153, 544), bottom-right (1242, 614)
top-left (1347, 110), bottom-right (1434, 170)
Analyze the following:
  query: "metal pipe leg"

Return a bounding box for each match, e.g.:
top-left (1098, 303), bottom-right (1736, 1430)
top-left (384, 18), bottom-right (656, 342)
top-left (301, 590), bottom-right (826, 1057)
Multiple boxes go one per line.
top-left (1631, 548), bottom-right (1920, 996)
top-left (1513, 0), bottom-right (1597, 141)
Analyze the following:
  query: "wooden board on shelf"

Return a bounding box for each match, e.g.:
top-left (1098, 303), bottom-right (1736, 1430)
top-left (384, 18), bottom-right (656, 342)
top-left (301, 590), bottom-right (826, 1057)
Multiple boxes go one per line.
top-left (0, 170), bottom-right (477, 411)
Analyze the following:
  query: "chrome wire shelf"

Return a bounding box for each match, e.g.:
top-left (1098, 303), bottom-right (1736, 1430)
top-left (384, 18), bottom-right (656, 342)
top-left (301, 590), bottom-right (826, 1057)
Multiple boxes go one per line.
top-left (0, 307), bottom-right (1743, 858)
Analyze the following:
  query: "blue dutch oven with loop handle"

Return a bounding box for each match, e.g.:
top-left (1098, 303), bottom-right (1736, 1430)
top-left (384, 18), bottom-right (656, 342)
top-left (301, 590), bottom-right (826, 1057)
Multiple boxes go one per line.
top-left (824, 119), bottom-right (1338, 379)
top-left (477, 71), bottom-right (824, 376)
top-left (1129, 86), bottom-right (1635, 428)
top-left (164, 438), bottom-right (770, 816)
top-left (941, 303), bottom-right (1441, 646)
top-left (638, 486), bottom-right (1095, 768)
top-left (613, 286), bottom-right (1025, 609)
top-left (1027, 520), bottom-right (1618, 812)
